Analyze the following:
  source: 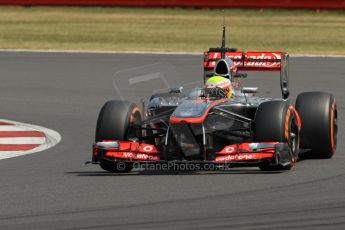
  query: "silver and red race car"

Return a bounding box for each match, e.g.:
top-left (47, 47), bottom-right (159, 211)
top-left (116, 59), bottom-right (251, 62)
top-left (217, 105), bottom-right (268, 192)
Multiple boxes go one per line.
top-left (89, 27), bottom-right (338, 173)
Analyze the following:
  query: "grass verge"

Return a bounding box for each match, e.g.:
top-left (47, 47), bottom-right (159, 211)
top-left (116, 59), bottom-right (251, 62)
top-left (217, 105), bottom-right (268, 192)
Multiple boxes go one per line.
top-left (0, 7), bottom-right (344, 54)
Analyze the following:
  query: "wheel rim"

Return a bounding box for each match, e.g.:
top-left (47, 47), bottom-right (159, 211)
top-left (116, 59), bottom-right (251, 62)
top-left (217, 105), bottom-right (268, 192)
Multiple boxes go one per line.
top-left (289, 117), bottom-right (299, 159)
top-left (127, 108), bottom-right (142, 140)
top-left (332, 106), bottom-right (338, 153)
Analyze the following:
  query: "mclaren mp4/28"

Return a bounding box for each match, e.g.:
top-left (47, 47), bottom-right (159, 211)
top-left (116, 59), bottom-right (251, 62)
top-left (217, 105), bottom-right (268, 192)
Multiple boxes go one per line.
top-left (89, 29), bottom-right (338, 173)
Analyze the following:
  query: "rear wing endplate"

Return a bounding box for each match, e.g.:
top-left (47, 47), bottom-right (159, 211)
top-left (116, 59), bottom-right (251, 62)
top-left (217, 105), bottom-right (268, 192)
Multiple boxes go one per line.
top-left (204, 51), bottom-right (289, 99)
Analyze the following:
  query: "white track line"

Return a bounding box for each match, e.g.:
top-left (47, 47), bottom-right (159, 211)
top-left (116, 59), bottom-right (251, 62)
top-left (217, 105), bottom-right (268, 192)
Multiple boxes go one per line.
top-left (0, 119), bottom-right (61, 160)
top-left (0, 152), bottom-right (27, 158)
top-left (0, 126), bottom-right (36, 131)
top-left (0, 49), bottom-right (344, 58)
top-left (0, 137), bottom-right (45, 144)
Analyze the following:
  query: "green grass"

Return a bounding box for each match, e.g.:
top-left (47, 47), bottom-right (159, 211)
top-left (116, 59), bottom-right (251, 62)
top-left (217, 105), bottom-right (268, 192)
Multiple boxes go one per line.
top-left (0, 7), bottom-right (344, 54)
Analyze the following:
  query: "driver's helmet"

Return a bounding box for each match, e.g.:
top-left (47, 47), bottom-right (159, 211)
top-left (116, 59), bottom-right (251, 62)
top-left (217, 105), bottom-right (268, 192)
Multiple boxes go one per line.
top-left (205, 75), bottom-right (235, 98)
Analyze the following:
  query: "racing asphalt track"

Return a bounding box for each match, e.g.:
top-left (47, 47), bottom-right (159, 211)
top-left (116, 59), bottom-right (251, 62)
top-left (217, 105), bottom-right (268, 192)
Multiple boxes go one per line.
top-left (0, 52), bottom-right (344, 230)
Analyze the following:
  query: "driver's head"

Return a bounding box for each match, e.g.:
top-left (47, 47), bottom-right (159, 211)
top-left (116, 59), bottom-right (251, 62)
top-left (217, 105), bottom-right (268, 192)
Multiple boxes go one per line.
top-left (205, 75), bottom-right (234, 98)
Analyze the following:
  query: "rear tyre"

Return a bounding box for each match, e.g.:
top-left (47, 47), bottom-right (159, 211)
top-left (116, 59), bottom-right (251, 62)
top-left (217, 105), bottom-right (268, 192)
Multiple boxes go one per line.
top-left (95, 100), bottom-right (141, 173)
top-left (295, 92), bottom-right (337, 159)
top-left (254, 100), bottom-right (300, 171)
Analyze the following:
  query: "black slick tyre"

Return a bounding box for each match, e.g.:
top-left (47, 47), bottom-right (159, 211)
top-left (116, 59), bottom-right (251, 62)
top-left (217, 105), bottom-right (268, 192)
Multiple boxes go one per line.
top-left (254, 100), bottom-right (300, 171)
top-left (95, 100), bottom-right (141, 173)
top-left (295, 92), bottom-right (337, 159)
top-left (95, 100), bottom-right (142, 142)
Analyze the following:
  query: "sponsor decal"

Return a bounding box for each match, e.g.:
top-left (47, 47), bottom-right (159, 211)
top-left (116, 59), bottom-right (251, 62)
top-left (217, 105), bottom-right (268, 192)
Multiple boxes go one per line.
top-left (217, 144), bottom-right (238, 154)
top-left (205, 52), bottom-right (282, 69)
top-left (139, 143), bottom-right (158, 154)
top-left (123, 152), bottom-right (134, 158)
top-left (143, 145), bottom-right (154, 152)
top-left (215, 154), bottom-right (254, 162)
top-left (113, 152), bottom-right (159, 161)
top-left (225, 146), bottom-right (235, 153)
top-left (214, 152), bottom-right (275, 162)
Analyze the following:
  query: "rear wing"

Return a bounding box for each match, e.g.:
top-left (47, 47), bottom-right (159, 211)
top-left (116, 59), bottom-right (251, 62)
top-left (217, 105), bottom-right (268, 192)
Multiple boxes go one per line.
top-left (203, 50), bottom-right (290, 99)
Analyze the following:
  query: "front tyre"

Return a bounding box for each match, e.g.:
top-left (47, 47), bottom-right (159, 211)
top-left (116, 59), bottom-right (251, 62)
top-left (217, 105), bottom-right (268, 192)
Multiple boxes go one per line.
top-left (254, 100), bottom-right (300, 171)
top-left (95, 100), bottom-right (142, 142)
top-left (95, 100), bottom-right (141, 173)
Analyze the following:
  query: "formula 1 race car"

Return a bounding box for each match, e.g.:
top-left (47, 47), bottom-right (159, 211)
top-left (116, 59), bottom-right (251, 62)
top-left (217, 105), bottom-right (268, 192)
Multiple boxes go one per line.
top-left (89, 26), bottom-right (338, 173)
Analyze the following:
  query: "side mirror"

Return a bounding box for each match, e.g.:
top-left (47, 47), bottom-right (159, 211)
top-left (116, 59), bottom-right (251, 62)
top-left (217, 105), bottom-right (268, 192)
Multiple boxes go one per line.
top-left (242, 87), bottom-right (258, 94)
top-left (169, 86), bottom-right (183, 94)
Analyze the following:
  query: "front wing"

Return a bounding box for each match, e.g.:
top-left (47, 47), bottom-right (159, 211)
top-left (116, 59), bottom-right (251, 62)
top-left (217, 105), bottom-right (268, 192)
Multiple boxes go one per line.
top-left (91, 141), bottom-right (293, 169)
